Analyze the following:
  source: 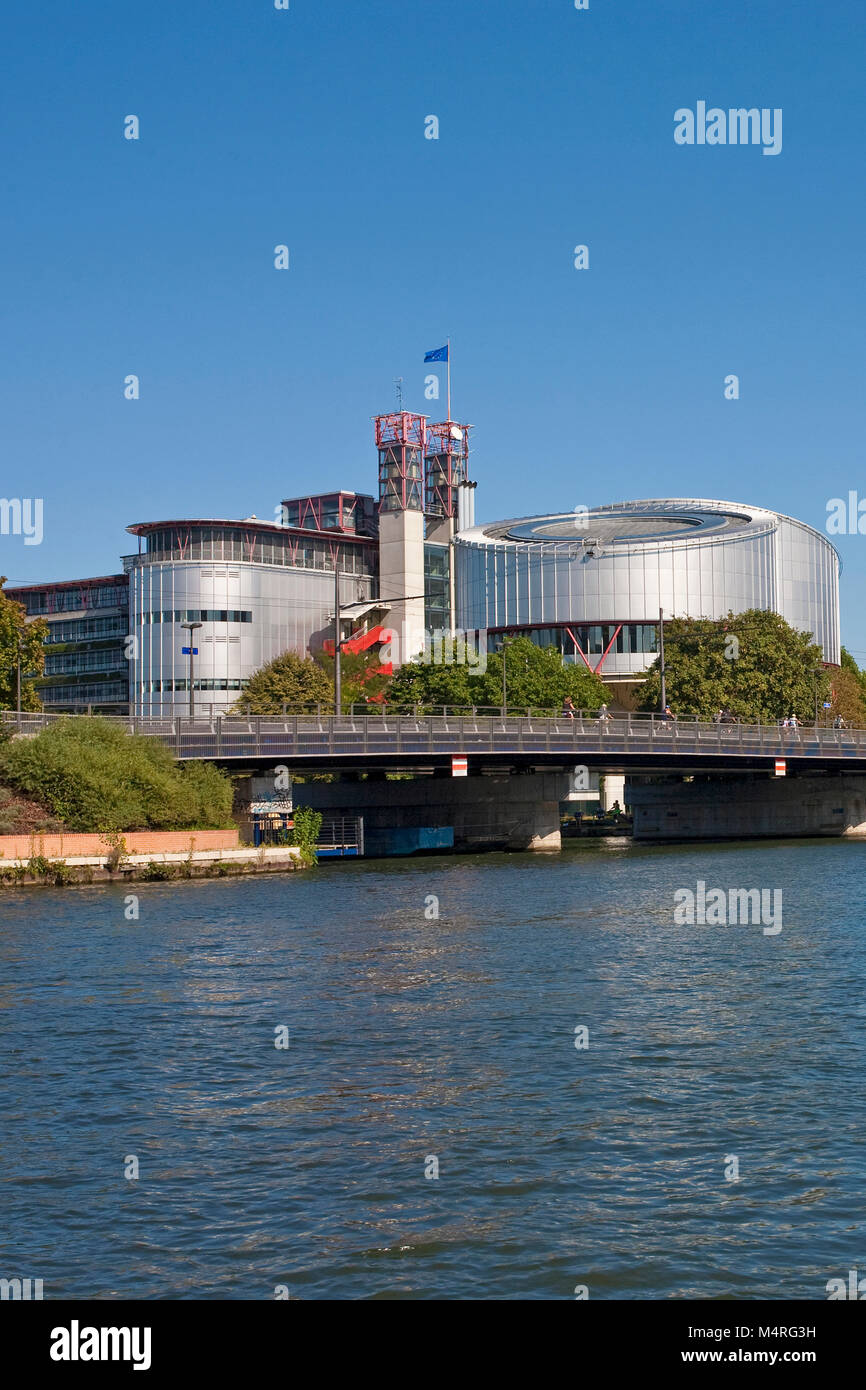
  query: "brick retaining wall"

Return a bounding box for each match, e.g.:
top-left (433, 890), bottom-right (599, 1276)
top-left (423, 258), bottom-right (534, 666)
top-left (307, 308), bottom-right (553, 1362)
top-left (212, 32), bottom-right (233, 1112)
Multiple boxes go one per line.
top-left (0, 829), bottom-right (239, 859)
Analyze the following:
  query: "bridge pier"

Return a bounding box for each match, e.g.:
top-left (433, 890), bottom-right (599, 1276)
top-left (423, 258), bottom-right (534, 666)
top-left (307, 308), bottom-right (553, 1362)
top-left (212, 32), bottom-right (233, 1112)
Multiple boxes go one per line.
top-left (629, 773), bottom-right (866, 841)
top-left (295, 771), bottom-right (569, 854)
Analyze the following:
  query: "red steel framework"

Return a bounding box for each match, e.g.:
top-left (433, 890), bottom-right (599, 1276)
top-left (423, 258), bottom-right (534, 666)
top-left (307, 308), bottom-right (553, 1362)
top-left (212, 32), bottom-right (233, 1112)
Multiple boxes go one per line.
top-left (374, 412), bottom-right (426, 512)
top-left (281, 492), bottom-right (376, 535)
top-left (424, 421), bottom-right (470, 518)
top-left (6, 575), bottom-right (128, 615)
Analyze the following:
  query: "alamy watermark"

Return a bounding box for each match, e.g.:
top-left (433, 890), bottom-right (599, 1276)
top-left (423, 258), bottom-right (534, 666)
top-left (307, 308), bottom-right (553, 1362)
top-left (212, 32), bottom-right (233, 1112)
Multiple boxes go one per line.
top-left (422, 629), bottom-right (487, 673)
top-left (674, 880), bottom-right (782, 935)
top-left (0, 498), bottom-right (43, 545)
top-left (0, 1276), bottom-right (43, 1300)
top-left (826, 493), bottom-right (866, 535)
top-left (826, 1269), bottom-right (866, 1299)
top-left (674, 103), bottom-right (782, 156)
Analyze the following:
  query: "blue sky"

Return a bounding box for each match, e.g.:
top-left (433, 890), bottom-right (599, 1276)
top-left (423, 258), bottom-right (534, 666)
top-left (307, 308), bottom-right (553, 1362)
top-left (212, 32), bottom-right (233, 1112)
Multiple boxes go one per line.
top-left (3, 1), bottom-right (865, 654)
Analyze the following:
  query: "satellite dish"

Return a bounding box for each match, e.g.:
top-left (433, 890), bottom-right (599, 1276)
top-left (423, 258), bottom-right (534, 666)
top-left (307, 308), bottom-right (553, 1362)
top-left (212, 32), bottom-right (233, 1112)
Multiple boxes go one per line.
top-left (450, 425), bottom-right (463, 441)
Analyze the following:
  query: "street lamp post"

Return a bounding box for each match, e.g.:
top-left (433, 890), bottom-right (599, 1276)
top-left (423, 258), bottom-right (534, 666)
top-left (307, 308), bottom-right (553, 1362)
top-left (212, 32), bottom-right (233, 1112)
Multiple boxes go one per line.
top-left (180, 621), bottom-right (203, 717)
top-left (16, 634), bottom-right (23, 730)
top-left (502, 636), bottom-right (508, 715)
top-left (334, 549), bottom-right (342, 717)
top-left (813, 665), bottom-right (823, 726)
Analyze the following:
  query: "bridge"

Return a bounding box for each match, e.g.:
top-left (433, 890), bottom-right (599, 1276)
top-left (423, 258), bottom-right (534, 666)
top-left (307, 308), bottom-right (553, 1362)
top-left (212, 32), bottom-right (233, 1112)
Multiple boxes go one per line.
top-left (4, 709), bottom-right (866, 774)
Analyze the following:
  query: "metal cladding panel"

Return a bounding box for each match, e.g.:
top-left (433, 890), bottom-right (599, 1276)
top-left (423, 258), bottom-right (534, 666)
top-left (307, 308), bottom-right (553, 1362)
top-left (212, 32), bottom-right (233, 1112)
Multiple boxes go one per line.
top-left (773, 515), bottom-right (840, 665)
top-left (455, 500), bottom-right (841, 673)
top-left (129, 560), bottom-right (374, 716)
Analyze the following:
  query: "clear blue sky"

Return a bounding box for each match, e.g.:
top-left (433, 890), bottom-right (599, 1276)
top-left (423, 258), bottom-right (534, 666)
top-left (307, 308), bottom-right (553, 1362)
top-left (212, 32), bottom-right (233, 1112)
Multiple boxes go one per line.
top-left (3, 1), bottom-right (865, 655)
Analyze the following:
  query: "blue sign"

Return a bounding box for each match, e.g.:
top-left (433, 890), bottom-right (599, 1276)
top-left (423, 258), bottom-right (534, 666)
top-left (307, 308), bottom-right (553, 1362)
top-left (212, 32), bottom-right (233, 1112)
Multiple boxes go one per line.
top-left (823, 701), bottom-right (832, 709)
top-left (181, 647), bottom-right (198, 655)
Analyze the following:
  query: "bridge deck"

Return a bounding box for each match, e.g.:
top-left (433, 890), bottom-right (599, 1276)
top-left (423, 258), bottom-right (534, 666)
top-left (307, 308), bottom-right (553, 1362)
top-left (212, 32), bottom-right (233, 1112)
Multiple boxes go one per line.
top-left (4, 712), bottom-right (866, 770)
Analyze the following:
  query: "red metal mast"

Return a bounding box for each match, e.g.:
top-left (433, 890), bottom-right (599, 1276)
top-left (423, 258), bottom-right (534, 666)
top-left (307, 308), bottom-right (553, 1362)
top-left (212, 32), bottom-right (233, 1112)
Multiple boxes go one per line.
top-left (375, 411), bottom-right (426, 513)
top-left (424, 421), bottom-right (471, 518)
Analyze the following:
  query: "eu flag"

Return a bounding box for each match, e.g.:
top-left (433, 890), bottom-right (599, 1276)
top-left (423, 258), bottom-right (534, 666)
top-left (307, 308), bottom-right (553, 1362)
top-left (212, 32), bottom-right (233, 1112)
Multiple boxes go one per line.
top-left (424, 345), bottom-right (449, 363)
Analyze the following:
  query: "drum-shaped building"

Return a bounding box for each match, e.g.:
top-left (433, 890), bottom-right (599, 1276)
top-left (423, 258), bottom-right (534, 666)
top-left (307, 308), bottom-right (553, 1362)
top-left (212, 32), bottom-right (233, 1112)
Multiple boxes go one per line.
top-left (454, 499), bottom-right (840, 693)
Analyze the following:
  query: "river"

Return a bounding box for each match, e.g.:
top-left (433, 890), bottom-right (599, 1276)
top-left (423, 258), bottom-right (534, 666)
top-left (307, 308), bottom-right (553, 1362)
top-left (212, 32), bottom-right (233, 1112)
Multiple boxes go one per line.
top-left (1, 837), bottom-right (863, 1300)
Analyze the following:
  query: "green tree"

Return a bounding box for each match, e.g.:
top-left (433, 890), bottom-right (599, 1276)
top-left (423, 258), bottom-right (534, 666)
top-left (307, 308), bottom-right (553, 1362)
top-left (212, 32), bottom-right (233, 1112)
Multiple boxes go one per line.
top-left (387, 634), bottom-right (609, 712)
top-left (841, 647), bottom-right (866, 697)
top-left (638, 610), bottom-right (830, 722)
top-left (834, 649), bottom-right (866, 725)
top-left (315, 647), bottom-right (391, 711)
top-left (0, 717), bottom-right (234, 831)
top-left (233, 650), bottom-right (333, 714)
top-left (0, 579), bottom-right (48, 711)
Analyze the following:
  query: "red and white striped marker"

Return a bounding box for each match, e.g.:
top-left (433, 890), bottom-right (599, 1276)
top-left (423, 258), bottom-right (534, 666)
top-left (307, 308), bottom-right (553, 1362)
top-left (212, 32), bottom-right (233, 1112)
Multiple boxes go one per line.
top-left (774, 759), bottom-right (786, 777)
top-left (451, 756), bottom-right (468, 777)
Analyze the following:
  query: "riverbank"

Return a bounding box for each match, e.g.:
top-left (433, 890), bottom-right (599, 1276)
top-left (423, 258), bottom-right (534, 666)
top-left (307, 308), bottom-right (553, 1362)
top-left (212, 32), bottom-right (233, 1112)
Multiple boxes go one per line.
top-left (0, 845), bottom-right (302, 886)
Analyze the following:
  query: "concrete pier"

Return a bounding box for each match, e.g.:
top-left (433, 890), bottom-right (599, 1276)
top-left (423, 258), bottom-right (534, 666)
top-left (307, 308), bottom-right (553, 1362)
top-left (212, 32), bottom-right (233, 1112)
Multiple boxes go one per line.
top-left (296, 772), bottom-right (570, 852)
top-left (629, 774), bottom-right (866, 841)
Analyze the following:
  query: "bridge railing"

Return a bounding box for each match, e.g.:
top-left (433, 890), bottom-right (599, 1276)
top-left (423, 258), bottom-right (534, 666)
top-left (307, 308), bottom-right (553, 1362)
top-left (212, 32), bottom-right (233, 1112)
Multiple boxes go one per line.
top-left (3, 709), bottom-right (866, 759)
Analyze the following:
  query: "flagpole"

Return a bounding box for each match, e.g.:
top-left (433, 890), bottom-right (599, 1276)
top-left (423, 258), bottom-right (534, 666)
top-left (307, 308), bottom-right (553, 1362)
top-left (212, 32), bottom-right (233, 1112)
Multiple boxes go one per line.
top-left (447, 338), bottom-right (451, 421)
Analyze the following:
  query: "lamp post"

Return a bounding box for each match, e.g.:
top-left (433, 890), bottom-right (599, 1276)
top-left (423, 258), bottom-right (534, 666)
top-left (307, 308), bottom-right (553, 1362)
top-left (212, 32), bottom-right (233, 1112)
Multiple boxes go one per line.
top-left (812, 665), bottom-right (823, 726)
top-left (502, 636), bottom-right (508, 715)
top-left (658, 607), bottom-right (666, 713)
top-left (180, 621), bottom-right (203, 717)
top-left (16, 633), bottom-right (23, 729)
top-left (334, 549), bottom-right (342, 717)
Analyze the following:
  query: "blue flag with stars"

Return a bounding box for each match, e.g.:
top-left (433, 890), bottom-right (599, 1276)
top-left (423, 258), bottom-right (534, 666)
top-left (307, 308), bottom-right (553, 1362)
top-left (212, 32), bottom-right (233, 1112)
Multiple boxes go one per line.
top-left (424, 345), bottom-right (448, 363)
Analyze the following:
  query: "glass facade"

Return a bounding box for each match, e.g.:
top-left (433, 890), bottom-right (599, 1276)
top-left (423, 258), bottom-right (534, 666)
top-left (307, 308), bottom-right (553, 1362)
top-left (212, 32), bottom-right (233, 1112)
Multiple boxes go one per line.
top-left (40, 681), bottom-right (130, 707)
top-left (130, 525), bottom-right (377, 576)
top-left (424, 544), bottom-right (451, 635)
top-left (487, 624), bottom-right (659, 660)
top-left (16, 583), bottom-right (128, 616)
top-left (44, 615), bottom-right (128, 644)
top-left (7, 577), bottom-right (131, 714)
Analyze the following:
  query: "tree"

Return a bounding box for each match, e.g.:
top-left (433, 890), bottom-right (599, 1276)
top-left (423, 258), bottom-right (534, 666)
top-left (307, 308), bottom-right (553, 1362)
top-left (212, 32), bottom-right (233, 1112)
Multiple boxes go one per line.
top-left (387, 634), bottom-right (609, 712)
top-left (315, 647), bottom-right (392, 711)
top-left (638, 609), bottom-right (831, 721)
top-left (233, 650), bottom-right (333, 714)
top-left (0, 579), bottom-right (48, 711)
top-left (834, 649), bottom-right (866, 725)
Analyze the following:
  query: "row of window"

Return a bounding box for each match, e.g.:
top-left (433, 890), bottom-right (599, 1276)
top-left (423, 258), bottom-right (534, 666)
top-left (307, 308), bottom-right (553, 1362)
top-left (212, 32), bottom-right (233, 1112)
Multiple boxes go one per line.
top-left (489, 624), bottom-right (660, 657)
top-left (44, 652), bottom-right (129, 676)
top-left (42, 682), bottom-right (129, 704)
top-left (281, 496), bottom-right (377, 535)
top-left (17, 585), bottom-right (127, 616)
top-left (139, 679), bottom-right (249, 693)
top-left (137, 530), bottom-right (377, 575)
top-left (139, 610), bottom-right (253, 625)
top-left (45, 617), bottom-right (129, 644)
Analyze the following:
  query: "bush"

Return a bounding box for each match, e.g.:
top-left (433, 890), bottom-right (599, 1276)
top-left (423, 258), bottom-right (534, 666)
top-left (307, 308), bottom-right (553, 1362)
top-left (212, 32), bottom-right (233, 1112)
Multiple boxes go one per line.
top-left (0, 718), bottom-right (235, 832)
top-left (290, 807), bottom-right (322, 866)
top-left (141, 861), bottom-right (177, 881)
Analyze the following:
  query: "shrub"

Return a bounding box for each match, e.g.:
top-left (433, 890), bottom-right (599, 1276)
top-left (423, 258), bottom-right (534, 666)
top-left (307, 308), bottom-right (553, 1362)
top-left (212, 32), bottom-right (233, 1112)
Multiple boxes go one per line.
top-left (140, 862), bottom-right (177, 881)
top-left (100, 831), bottom-right (129, 871)
top-left (290, 807), bottom-right (322, 866)
top-left (0, 718), bottom-right (235, 832)
top-left (26, 855), bottom-right (73, 884)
